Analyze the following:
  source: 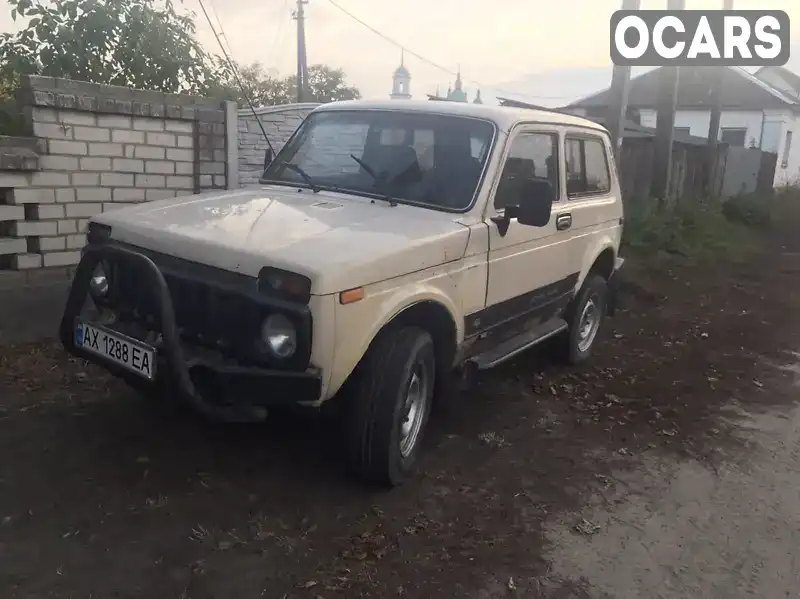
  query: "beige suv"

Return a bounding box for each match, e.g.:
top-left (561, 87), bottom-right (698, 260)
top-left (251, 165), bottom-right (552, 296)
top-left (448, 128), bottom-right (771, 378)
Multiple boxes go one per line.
top-left (60, 100), bottom-right (624, 486)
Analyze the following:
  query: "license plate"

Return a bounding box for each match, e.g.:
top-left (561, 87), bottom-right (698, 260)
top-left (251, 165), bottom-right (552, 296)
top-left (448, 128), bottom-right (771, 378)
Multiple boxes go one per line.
top-left (74, 321), bottom-right (156, 380)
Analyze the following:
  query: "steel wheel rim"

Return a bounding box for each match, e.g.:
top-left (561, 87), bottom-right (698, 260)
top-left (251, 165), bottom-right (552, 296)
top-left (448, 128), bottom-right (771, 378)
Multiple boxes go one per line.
top-left (399, 361), bottom-right (429, 458)
top-left (577, 293), bottom-right (602, 353)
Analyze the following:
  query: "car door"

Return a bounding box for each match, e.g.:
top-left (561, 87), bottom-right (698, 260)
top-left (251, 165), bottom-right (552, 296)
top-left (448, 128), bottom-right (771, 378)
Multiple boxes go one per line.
top-left (467, 125), bottom-right (576, 341)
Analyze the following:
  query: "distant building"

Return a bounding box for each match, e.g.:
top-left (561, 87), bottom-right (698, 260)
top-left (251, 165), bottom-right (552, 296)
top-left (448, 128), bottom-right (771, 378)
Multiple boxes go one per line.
top-left (427, 67), bottom-right (483, 104)
top-left (390, 51), bottom-right (411, 100)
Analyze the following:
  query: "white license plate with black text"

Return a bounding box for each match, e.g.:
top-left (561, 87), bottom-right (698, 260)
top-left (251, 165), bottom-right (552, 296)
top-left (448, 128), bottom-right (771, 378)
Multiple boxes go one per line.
top-left (75, 321), bottom-right (156, 380)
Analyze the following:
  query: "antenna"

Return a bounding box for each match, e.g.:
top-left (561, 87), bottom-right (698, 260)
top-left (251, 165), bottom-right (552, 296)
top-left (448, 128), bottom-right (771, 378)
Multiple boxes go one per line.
top-left (196, 0), bottom-right (275, 155)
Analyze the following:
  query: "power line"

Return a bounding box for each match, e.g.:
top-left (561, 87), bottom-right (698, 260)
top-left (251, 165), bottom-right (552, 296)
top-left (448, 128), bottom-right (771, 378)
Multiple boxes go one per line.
top-left (196, 0), bottom-right (275, 153)
top-left (323, 0), bottom-right (576, 102)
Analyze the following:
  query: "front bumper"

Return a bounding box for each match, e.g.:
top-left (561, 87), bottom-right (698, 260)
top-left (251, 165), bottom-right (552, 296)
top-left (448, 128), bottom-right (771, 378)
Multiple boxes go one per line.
top-left (60, 243), bottom-right (321, 422)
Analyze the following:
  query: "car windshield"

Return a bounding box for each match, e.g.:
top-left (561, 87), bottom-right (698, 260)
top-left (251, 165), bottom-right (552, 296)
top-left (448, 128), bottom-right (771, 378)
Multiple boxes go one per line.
top-left (260, 109), bottom-right (495, 211)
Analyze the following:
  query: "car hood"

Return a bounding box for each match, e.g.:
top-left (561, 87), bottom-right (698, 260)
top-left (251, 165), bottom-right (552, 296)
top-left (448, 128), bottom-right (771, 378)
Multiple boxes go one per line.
top-left (94, 186), bottom-right (471, 294)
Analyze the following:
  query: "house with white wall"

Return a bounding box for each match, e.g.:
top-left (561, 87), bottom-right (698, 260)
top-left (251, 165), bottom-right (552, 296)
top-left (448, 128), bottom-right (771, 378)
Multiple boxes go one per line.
top-left (564, 66), bottom-right (800, 188)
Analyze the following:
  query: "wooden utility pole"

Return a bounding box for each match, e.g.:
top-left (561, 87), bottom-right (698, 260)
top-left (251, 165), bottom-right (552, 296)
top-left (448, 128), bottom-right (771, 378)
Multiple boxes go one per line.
top-left (294, 0), bottom-right (309, 103)
top-left (607, 0), bottom-right (641, 162)
top-left (651, 0), bottom-right (685, 205)
top-left (705, 0), bottom-right (733, 196)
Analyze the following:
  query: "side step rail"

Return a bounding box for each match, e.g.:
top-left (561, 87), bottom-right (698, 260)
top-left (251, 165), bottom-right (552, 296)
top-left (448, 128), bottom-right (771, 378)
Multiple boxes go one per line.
top-left (466, 318), bottom-right (568, 371)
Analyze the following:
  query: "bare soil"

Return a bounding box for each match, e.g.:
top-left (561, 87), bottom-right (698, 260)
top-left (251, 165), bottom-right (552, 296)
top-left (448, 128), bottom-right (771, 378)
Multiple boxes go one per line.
top-left (1, 236), bottom-right (799, 599)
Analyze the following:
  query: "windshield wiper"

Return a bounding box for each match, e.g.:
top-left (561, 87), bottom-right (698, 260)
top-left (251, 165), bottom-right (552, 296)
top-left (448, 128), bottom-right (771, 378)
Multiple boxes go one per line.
top-left (350, 154), bottom-right (398, 207)
top-left (279, 161), bottom-right (320, 193)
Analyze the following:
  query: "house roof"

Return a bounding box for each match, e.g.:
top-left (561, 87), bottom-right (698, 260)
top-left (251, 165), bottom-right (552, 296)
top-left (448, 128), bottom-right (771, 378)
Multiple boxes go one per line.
top-left (755, 66), bottom-right (800, 97)
top-left (568, 66), bottom-right (799, 111)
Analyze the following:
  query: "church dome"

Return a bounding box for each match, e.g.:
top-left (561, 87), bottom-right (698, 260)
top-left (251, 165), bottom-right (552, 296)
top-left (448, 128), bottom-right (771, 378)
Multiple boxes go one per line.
top-left (394, 64), bottom-right (410, 78)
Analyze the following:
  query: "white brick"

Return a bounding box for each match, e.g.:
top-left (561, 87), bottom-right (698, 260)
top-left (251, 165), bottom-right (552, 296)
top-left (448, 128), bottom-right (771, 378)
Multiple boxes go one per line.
top-left (49, 140), bottom-right (87, 155)
top-left (13, 221), bottom-right (58, 236)
top-left (167, 175), bottom-right (193, 189)
top-left (167, 148), bottom-right (193, 162)
top-left (76, 188), bottom-right (111, 203)
top-left (124, 145), bottom-right (135, 158)
top-left (97, 115), bottom-right (132, 128)
top-left (177, 135), bottom-right (193, 148)
top-left (66, 203), bottom-right (103, 218)
top-left (175, 162), bottom-right (193, 175)
top-left (66, 234), bottom-right (87, 249)
top-left (101, 173), bottom-right (134, 187)
top-left (33, 122), bottom-right (73, 140)
top-left (43, 250), bottom-right (81, 267)
top-left (113, 188), bottom-right (146, 202)
top-left (59, 112), bottom-right (96, 126)
top-left (31, 236), bottom-right (67, 252)
top-left (57, 219), bottom-right (78, 234)
top-left (80, 157), bottom-right (112, 171)
top-left (72, 173), bottom-right (100, 186)
top-left (145, 160), bottom-right (175, 174)
top-left (145, 190), bottom-right (177, 201)
top-left (55, 188), bottom-right (76, 203)
top-left (73, 126), bottom-right (110, 142)
top-left (165, 120), bottom-right (194, 133)
top-left (11, 253), bottom-right (42, 269)
top-left (0, 237), bottom-right (27, 256)
top-left (102, 203), bottom-right (133, 212)
top-left (112, 129), bottom-right (145, 144)
top-left (39, 155), bottom-right (79, 170)
top-left (135, 174), bottom-right (166, 188)
top-left (112, 158), bottom-right (144, 173)
top-left (0, 174), bottom-right (31, 188)
top-left (88, 142), bottom-right (124, 157)
top-left (0, 205), bottom-right (24, 221)
top-left (146, 132), bottom-right (176, 147)
top-left (32, 107), bottom-right (58, 122)
top-left (133, 118), bottom-right (164, 132)
top-left (31, 172), bottom-right (71, 186)
top-left (134, 146), bottom-right (165, 160)
top-left (30, 204), bottom-right (65, 219)
top-left (77, 218), bottom-right (90, 231)
top-left (8, 189), bottom-right (55, 204)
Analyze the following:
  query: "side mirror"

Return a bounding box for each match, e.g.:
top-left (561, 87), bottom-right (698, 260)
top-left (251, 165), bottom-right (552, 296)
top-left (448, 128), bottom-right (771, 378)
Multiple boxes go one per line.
top-left (263, 148), bottom-right (274, 170)
top-left (515, 179), bottom-right (555, 227)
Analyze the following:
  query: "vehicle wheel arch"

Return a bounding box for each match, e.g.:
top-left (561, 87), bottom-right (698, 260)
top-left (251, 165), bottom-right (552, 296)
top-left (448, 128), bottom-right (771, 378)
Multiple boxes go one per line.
top-left (578, 238), bottom-right (617, 289)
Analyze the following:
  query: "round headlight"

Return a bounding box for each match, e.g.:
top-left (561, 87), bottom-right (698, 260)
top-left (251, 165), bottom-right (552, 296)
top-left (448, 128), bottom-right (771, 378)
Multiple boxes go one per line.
top-left (260, 314), bottom-right (297, 359)
top-left (89, 264), bottom-right (109, 299)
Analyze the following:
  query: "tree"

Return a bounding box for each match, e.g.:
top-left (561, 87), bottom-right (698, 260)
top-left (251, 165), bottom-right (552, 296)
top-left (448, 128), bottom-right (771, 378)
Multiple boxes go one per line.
top-left (214, 62), bottom-right (361, 107)
top-left (0, 0), bottom-right (219, 95)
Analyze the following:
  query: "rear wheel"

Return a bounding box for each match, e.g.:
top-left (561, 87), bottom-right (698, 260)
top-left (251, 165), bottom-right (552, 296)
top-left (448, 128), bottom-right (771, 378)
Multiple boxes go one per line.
top-left (558, 274), bottom-right (608, 364)
top-left (343, 326), bottom-right (435, 486)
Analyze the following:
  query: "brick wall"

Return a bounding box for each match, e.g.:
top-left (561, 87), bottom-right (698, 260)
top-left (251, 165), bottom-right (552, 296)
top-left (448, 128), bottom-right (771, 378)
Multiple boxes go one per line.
top-left (237, 103), bottom-right (318, 186)
top-left (0, 75), bottom-right (236, 272)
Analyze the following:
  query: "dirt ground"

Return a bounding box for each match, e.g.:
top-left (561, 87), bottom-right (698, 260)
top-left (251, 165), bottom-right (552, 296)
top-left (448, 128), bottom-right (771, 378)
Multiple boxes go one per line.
top-left (1, 235), bottom-right (799, 599)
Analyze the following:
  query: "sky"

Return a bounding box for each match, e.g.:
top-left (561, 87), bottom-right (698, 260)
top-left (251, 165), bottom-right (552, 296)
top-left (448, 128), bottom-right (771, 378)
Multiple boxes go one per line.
top-left (1, 0), bottom-right (799, 107)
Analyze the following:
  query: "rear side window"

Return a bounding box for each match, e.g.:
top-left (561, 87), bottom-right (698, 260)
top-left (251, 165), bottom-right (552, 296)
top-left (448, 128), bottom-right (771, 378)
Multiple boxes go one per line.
top-left (565, 136), bottom-right (611, 197)
top-left (494, 132), bottom-right (559, 210)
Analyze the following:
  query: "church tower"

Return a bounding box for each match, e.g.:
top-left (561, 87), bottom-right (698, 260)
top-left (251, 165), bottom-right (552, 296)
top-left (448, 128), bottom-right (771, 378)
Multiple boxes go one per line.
top-left (390, 50), bottom-right (412, 99)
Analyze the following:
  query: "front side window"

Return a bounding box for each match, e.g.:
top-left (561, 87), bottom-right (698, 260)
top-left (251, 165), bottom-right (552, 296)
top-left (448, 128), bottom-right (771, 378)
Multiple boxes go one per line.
top-left (262, 110), bottom-right (495, 211)
top-left (494, 132), bottom-right (559, 211)
top-left (565, 136), bottom-right (611, 197)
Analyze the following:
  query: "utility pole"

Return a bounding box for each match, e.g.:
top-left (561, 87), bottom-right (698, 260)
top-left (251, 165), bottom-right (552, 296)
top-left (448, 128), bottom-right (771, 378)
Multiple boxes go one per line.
top-left (606, 0), bottom-right (641, 162)
top-left (293, 0), bottom-right (309, 103)
top-left (651, 0), bottom-right (685, 206)
top-left (705, 0), bottom-right (733, 196)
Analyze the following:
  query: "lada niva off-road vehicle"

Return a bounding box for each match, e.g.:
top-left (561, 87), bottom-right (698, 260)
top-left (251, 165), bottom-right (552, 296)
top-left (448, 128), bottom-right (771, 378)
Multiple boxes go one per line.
top-left (61, 100), bottom-right (624, 486)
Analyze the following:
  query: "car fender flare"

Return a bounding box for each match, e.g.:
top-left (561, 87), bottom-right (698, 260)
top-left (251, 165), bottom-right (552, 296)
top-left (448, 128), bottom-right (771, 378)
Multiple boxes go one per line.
top-left (326, 285), bottom-right (463, 398)
top-left (577, 234), bottom-right (617, 291)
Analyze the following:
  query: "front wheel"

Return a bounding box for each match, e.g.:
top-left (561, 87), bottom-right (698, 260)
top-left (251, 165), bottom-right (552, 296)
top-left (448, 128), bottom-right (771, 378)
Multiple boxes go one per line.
top-left (343, 326), bottom-right (435, 487)
top-left (558, 274), bottom-right (608, 365)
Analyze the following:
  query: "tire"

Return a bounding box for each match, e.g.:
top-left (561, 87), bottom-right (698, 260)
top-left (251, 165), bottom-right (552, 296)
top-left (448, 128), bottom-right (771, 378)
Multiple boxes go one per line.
top-left (558, 273), bottom-right (608, 365)
top-left (343, 326), bottom-right (436, 487)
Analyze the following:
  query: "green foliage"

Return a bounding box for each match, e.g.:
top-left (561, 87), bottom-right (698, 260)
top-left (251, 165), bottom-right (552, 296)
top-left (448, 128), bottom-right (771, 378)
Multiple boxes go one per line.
top-left (213, 62), bottom-right (361, 107)
top-left (622, 198), bottom-right (758, 260)
top-left (0, 0), bottom-right (219, 95)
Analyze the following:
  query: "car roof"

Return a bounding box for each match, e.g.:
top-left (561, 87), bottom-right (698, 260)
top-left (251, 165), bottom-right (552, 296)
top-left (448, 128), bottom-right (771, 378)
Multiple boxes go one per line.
top-left (312, 99), bottom-right (609, 134)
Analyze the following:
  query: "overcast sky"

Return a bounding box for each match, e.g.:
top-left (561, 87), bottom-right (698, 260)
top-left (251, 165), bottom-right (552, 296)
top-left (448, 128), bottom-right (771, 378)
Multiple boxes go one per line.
top-left (1, 0), bottom-right (799, 106)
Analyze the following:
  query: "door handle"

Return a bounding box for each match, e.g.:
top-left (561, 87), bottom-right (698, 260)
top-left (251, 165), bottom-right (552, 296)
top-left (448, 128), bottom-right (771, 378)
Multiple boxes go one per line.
top-left (556, 213), bottom-right (572, 231)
